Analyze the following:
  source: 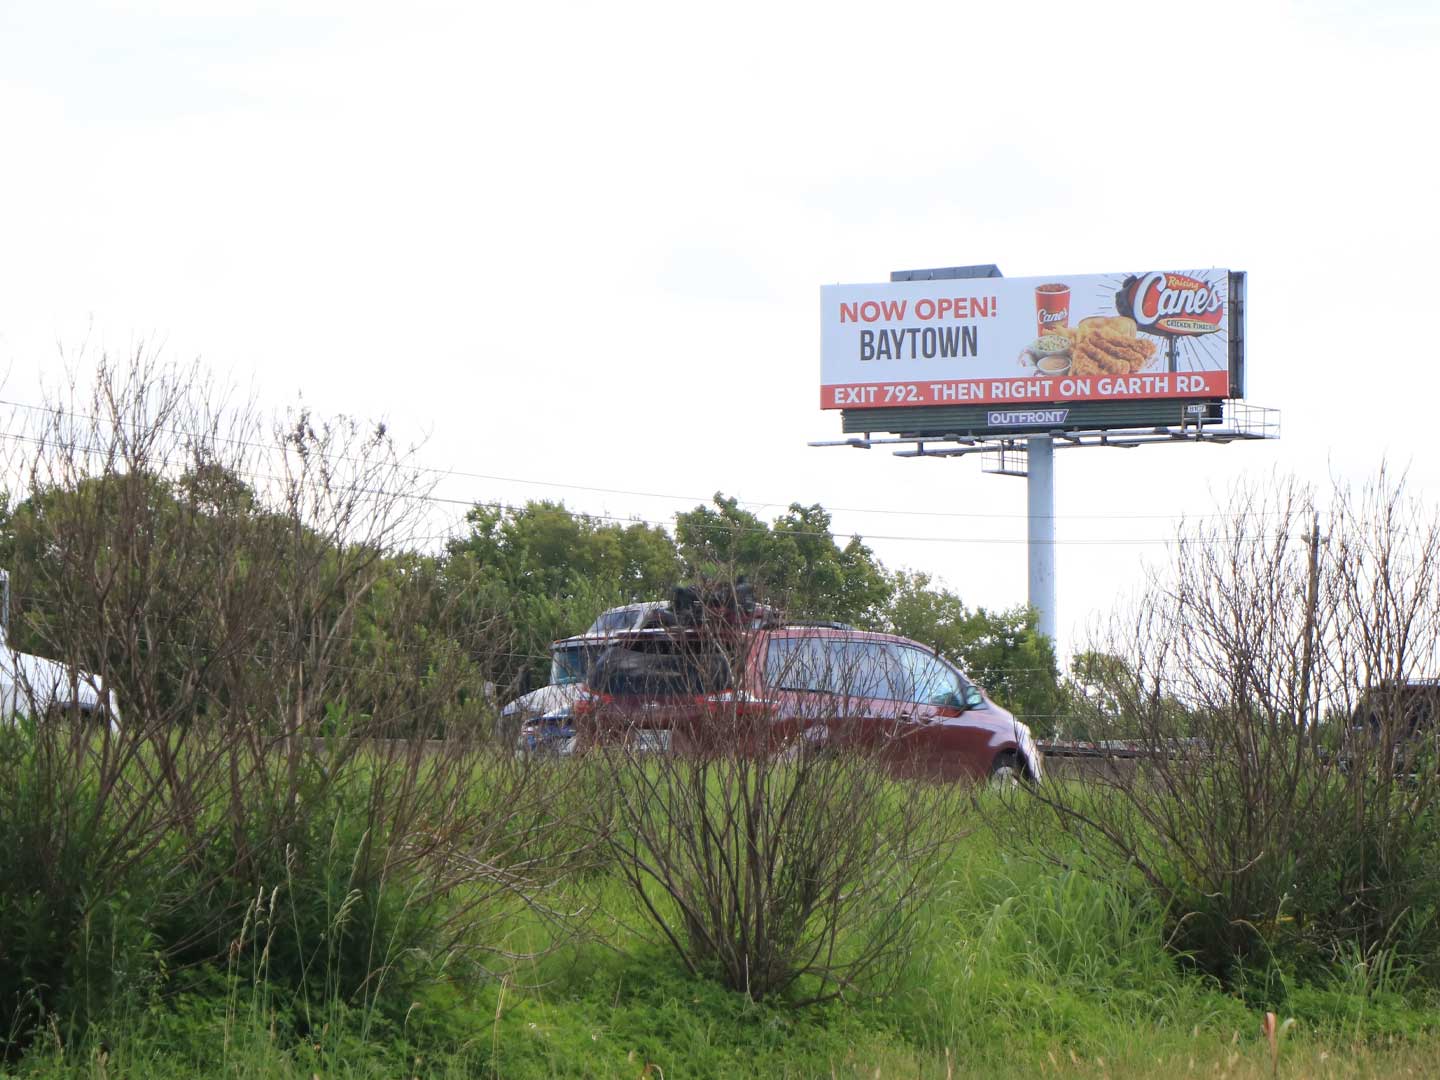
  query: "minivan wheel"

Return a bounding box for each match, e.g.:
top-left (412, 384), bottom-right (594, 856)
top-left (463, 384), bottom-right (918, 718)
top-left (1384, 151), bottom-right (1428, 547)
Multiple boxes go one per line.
top-left (988, 751), bottom-right (1025, 790)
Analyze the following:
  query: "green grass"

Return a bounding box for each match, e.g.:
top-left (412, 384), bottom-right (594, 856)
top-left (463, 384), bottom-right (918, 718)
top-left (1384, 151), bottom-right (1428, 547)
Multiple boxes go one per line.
top-left (9, 789), bottom-right (1438, 1079)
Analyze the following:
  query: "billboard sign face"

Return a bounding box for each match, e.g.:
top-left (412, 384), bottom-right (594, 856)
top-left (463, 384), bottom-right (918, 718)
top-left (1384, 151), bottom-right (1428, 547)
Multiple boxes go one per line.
top-left (820, 269), bottom-right (1234, 410)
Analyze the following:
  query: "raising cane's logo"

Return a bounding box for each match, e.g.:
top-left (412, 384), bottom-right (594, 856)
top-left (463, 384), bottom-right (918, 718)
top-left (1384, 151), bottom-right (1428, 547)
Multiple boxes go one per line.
top-left (1117, 272), bottom-right (1224, 337)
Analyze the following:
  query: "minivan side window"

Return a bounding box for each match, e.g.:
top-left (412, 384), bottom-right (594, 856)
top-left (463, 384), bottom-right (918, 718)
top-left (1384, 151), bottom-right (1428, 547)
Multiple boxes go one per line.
top-left (834, 640), bottom-right (898, 700)
top-left (765, 636), bottom-right (828, 692)
top-left (764, 636), bottom-right (898, 700)
top-left (891, 645), bottom-right (967, 705)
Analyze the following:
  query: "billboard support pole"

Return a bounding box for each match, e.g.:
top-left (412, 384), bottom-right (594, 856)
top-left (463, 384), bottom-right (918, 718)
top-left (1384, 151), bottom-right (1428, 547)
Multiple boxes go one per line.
top-left (1026, 435), bottom-right (1056, 643)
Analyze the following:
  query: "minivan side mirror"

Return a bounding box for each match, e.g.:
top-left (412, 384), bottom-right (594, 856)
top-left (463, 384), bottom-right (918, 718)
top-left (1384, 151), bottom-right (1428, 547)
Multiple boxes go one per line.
top-left (941, 685), bottom-right (986, 711)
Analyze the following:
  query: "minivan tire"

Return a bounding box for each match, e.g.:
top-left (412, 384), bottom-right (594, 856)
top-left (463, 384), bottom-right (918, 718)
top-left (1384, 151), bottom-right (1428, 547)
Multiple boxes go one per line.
top-left (988, 751), bottom-right (1026, 790)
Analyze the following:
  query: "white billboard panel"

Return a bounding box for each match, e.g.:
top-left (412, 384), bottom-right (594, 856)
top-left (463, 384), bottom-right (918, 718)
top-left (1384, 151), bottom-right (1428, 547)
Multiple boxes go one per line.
top-left (820, 270), bottom-right (1232, 410)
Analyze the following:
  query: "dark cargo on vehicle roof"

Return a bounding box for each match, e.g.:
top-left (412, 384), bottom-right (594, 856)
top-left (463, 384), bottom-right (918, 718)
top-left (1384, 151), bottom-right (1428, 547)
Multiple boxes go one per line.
top-left (589, 636), bottom-right (732, 698)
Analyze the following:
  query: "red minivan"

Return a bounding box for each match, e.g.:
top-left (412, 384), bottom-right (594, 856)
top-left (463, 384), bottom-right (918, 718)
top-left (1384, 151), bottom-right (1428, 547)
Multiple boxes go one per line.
top-left (572, 622), bottom-right (1043, 783)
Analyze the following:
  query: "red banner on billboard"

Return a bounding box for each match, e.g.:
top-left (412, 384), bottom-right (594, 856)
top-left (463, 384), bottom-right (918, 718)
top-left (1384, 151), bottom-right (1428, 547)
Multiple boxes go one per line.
top-left (822, 370), bottom-right (1230, 409)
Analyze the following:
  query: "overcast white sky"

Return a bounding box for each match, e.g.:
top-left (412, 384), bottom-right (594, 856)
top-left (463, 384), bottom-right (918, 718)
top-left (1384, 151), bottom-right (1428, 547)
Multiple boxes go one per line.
top-left (2, 0), bottom-right (1438, 656)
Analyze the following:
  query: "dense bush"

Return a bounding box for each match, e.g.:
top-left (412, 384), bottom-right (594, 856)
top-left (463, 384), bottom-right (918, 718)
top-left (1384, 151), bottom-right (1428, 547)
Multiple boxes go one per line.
top-left (0, 361), bottom-right (572, 1053)
top-left (0, 722), bottom-right (156, 1050)
top-left (0, 723), bottom-right (576, 1055)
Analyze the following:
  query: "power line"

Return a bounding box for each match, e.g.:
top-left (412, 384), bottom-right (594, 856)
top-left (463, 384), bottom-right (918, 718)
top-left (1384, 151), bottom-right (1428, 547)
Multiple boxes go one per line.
top-left (0, 395), bottom-right (1280, 525)
top-left (0, 429), bottom-right (1308, 550)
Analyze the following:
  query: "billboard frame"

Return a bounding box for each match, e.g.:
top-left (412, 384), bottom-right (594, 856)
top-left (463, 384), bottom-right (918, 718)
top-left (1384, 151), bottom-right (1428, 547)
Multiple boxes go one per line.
top-left (819, 267), bottom-right (1246, 427)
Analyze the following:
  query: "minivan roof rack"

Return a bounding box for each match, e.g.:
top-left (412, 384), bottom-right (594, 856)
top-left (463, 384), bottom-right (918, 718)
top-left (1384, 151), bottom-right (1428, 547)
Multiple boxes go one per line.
top-left (783, 620), bottom-right (857, 631)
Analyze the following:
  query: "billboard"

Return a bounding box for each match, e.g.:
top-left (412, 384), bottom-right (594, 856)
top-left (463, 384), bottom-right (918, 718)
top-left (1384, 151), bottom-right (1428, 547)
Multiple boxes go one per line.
top-left (820, 269), bottom-right (1238, 411)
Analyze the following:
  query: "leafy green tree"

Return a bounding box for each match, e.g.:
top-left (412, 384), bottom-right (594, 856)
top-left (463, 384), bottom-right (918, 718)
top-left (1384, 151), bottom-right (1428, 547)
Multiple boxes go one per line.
top-left (0, 468), bottom-right (295, 721)
top-left (1058, 649), bottom-right (1200, 741)
top-left (444, 500), bottom-right (680, 689)
top-left (342, 549), bottom-right (503, 735)
top-left (1061, 650), bottom-right (1138, 739)
top-left (674, 494), bottom-right (891, 626)
top-left (0, 462), bottom-right (469, 731)
top-left (452, 501), bottom-right (678, 600)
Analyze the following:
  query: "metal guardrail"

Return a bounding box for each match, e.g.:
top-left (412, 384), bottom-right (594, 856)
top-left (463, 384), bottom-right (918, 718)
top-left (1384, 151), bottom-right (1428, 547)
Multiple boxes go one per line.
top-left (1038, 738), bottom-right (1211, 759)
top-left (1039, 739), bottom-right (1144, 759)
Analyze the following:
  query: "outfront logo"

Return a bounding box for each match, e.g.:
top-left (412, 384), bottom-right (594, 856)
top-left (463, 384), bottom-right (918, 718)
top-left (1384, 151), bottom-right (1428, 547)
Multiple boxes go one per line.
top-left (987, 409), bottom-right (1069, 427)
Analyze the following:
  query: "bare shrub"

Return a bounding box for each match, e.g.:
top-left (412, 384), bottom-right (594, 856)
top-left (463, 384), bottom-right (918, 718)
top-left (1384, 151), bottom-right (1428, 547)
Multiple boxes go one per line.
top-left (580, 582), bottom-right (969, 1004)
top-left (1008, 470), bottom-right (1440, 985)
